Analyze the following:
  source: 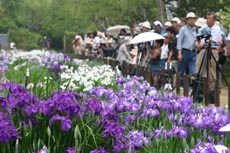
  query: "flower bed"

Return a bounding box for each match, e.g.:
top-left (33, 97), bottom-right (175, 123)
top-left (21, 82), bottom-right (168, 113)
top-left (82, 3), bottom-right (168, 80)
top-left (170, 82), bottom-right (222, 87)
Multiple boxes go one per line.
top-left (0, 50), bottom-right (229, 152)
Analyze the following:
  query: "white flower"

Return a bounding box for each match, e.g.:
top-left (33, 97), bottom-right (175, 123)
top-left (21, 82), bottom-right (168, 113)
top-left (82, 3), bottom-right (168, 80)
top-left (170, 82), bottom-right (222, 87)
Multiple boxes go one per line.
top-left (36, 82), bottom-right (44, 88)
top-left (26, 83), bottom-right (34, 89)
top-left (59, 63), bottom-right (120, 92)
top-left (214, 145), bottom-right (229, 153)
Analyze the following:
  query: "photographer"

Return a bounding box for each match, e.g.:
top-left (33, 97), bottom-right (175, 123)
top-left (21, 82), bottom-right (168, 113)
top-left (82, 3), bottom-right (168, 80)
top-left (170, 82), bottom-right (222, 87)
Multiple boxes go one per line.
top-left (195, 12), bottom-right (222, 103)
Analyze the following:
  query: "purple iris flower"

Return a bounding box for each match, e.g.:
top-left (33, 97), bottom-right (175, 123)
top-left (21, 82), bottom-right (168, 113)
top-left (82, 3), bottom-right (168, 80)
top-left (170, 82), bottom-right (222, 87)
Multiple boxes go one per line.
top-left (191, 142), bottom-right (218, 153)
top-left (126, 102), bottom-right (140, 113)
top-left (140, 108), bottom-right (160, 118)
top-left (157, 101), bottom-right (173, 111)
top-left (124, 114), bottom-right (136, 124)
top-left (115, 77), bottom-right (126, 84)
top-left (164, 129), bottom-right (173, 139)
top-left (101, 110), bottom-right (119, 122)
top-left (104, 88), bottom-right (116, 100)
top-left (116, 101), bottom-right (125, 112)
top-left (25, 104), bottom-right (40, 116)
top-left (193, 116), bottom-right (206, 130)
top-left (40, 90), bottom-right (81, 117)
top-left (177, 96), bottom-right (193, 113)
top-left (64, 147), bottom-right (77, 153)
top-left (32, 146), bottom-right (47, 153)
top-left (173, 127), bottom-right (190, 138)
top-left (49, 114), bottom-right (72, 131)
top-left (104, 100), bottom-right (116, 111)
top-left (153, 129), bottom-right (162, 139)
top-left (126, 130), bottom-right (149, 148)
top-left (84, 98), bottom-right (103, 115)
top-left (102, 121), bottom-right (125, 138)
top-left (0, 117), bottom-right (19, 143)
top-left (94, 87), bottom-right (106, 98)
top-left (113, 141), bottom-right (125, 152)
top-left (90, 146), bottom-right (110, 153)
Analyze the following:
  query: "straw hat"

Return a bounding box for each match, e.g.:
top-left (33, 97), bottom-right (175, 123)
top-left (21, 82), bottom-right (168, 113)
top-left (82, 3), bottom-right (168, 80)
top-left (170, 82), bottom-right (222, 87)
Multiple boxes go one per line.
top-left (195, 18), bottom-right (206, 27)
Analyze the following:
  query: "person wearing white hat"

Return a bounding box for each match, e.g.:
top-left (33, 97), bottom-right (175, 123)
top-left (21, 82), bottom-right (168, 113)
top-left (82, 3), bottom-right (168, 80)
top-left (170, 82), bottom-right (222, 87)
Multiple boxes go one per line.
top-left (195, 18), bottom-right (206, 28)
top-left (171, 17), bottom-right (181, 34)
top-left (153, 21), bottom-right (165, 35)
top-left (137, 21), bottom-right (154, 67)
top-left (164, 21), bottom-right (172, 30)
top-left (172, 17), bottom-right (181, 24)
top-left (116, 36), bottom-right (133, 64)
top-left (177, 12), bottom-right (198, 87)
top-left (142, 21), bottom-right (151, 32)
top-left (72, 35), bottom-right (84, 55)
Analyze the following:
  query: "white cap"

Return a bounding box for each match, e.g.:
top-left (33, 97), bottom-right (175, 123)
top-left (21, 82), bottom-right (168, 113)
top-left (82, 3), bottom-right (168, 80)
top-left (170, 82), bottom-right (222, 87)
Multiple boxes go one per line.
top-left (153, 21), bottom-right (163, 27)
top-left (164, 21), bottom-right (172, 27)
top-left (186, 12), bottom-right (196, 18)
top-left (171, 17), bottom-right (181, 24)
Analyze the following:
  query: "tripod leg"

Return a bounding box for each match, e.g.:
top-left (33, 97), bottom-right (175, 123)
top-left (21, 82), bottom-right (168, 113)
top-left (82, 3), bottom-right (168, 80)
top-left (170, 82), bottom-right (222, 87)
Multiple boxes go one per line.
top-left (203, 77), bottom-right (210, 106)
top-left (193, 49), bottom-right (208, 102)
top-left (214, 80), bottom-right (220, 106)
top-left (210, 51), bottom-right (229, 86)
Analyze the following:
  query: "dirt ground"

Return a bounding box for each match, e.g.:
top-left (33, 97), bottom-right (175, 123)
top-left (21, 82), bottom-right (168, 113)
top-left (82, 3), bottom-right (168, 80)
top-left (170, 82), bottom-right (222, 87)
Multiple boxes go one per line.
top-left (178, 87), bottom-right (229, 108)
top-left (220, 87), bottom-right (229, 108)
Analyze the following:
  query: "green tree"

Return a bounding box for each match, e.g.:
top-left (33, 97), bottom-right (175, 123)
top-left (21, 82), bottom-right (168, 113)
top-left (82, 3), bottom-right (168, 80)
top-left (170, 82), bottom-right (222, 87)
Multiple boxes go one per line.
top-left (0, 7), bottom-right (17, 33)
top-left (166, 0), bottom-right (230, 17)
top-left (16, 0), bottom-right (51, 33)
top-left (0, 0), bottom-right (161, 50)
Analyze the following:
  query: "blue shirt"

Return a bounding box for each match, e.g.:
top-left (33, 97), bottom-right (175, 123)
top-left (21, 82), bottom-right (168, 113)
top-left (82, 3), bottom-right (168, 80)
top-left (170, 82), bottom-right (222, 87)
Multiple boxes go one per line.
top-left (177, 25), bottom-right (197, 51)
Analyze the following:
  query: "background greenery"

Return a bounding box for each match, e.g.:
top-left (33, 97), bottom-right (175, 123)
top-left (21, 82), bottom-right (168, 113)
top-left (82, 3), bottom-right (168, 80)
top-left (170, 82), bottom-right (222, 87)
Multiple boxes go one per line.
top-left (0, 0), bottom-right (229, 50)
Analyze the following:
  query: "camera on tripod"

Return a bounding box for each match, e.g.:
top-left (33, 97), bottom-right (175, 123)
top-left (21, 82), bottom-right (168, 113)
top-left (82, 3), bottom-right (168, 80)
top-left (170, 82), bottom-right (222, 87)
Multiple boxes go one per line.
top-left (196, 27), bottom-right (211, 42)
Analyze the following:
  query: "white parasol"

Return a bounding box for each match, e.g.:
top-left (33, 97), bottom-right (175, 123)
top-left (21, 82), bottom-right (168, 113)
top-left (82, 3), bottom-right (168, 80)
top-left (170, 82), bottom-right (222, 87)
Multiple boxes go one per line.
top-left (129, 32), bottom-right (164, 44)
top-left (106, 25), bottom-right (130, 37)
top-left (219, 123), bottom-right (230, 132)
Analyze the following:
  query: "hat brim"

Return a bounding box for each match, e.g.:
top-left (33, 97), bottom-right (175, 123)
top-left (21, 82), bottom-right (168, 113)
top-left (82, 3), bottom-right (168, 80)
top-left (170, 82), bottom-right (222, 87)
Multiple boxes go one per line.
top-left (186, 16), bottom-right (197, 19)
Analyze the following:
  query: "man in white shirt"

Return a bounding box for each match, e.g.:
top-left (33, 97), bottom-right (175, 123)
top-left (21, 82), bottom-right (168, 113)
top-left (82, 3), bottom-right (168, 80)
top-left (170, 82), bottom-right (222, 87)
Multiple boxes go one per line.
top-left (195, 12), bottom-right (222, 103)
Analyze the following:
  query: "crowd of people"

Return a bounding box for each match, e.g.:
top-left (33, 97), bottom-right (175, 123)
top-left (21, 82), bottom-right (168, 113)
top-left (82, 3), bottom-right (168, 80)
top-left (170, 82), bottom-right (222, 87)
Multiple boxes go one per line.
top-left (71, 12), bottom-right (230, 100)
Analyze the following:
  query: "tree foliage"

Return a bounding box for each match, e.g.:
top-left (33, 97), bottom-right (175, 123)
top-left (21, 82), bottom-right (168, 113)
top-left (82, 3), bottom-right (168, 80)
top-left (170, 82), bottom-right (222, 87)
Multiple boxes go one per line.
top-left (166, 0), bottom-right (230, 17)
top-left (217, 7), bottom-right (230, 32)
top-left (0, 0), bottom-right (229, 50)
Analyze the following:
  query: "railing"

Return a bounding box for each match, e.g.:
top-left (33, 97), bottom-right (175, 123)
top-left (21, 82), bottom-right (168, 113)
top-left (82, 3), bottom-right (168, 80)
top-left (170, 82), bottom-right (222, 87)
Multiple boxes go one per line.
top-left (75, 53), bottom-right (230, 110)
